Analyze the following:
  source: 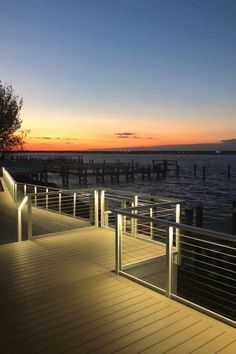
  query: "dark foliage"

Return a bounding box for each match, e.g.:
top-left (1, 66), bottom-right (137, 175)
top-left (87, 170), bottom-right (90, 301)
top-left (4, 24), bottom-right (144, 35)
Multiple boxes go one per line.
top-left (0, 81), bottom-right (23, 151)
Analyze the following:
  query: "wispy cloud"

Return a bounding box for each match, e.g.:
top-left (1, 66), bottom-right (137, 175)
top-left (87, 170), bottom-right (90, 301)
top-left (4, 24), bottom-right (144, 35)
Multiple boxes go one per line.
top-left (116, 132), bottom-right (137, 139)
top-left (116, 132), bottom-right (156, 140)
top-left (31, 136), bottom-right (79, 141)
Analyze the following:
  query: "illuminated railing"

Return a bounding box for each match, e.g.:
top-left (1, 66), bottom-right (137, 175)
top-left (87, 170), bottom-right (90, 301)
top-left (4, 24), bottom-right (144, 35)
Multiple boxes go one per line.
top-left (2, 167), bottom-right (17, 200)
top-left (17, 189), bottom-right (98, 240)
top-left (3, 167), bottom-right (235, 326)
top-left (100, 188), bottom-right (181, 230)
top-left (113, 206), bottom-right (236, 327)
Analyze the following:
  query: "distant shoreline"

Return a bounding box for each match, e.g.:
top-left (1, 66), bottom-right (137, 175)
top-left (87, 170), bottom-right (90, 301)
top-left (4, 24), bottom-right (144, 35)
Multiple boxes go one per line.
top-left (6, 150), bottom-right (236, 155)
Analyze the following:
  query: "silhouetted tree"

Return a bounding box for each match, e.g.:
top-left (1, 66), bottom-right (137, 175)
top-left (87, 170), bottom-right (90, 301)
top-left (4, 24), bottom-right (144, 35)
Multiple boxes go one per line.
top-left (0, 81), bottom-right (23, 152)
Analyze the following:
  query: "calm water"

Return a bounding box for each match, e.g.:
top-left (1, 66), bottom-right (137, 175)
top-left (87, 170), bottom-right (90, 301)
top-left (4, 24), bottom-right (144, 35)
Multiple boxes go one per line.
top-left (13, 152), bottom-right (236, 233)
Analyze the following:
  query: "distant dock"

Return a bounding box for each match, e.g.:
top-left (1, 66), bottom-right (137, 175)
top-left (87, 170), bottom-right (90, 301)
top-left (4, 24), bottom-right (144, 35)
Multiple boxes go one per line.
top-left (1, 156), bottom-right (179, 186)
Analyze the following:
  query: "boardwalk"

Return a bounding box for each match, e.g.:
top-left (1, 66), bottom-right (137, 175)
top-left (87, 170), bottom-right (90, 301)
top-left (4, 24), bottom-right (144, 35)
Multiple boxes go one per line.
top-left (0, 228), bottom-right (235, 353)
top-left (0, 177), bottom-right (235, 353)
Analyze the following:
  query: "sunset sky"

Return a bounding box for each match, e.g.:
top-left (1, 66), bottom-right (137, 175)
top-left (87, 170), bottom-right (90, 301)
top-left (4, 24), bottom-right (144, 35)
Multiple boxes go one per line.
top-left (0, 0), bottom-right (235, 150)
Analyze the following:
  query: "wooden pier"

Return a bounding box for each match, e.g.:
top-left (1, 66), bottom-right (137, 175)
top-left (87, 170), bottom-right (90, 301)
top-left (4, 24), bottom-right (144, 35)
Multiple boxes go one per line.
top-left (2, 157), bottom-right (179, 186)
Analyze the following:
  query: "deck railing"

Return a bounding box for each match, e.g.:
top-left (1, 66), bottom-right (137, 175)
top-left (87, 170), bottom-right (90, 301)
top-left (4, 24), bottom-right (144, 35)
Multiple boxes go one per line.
top-left (2, 167), bottom-right (180, 240)
top-left (113, 206), bottom-right (236, 327)
top-left (2, 167), bottom-right (235, 326)
top-left (17, 189), bottom-right (98, 240)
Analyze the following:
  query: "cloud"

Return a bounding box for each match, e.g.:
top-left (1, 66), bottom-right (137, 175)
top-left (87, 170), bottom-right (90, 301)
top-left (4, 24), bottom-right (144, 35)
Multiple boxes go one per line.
top-left (31, 136), bottom-right (79, 141)
top-left (221, 139), bottom-right (236, 146)
top-left (116, 132), bottom-right (137, 139)
top-left (33, 136), bottom-right (54, 140)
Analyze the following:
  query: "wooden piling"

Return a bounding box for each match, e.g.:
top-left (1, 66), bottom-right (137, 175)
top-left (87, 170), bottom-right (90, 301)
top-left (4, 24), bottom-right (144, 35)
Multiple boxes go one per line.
top-left (185, 208), bottom-right (194, 225)
top-left (163, 160), bottom-right (167, 178)
top-left (176, 165), bottom-right (180, 178)
top-left (194, 163), bottom-right (197, 176)
top-left (202, 166), bottom-right (206, 180)
top-left (195, 206), bottom-right (203, 227)
top-left (227, 165), bottom-right (231, 180)
top-left (232, 208), bottom-right (236, 235)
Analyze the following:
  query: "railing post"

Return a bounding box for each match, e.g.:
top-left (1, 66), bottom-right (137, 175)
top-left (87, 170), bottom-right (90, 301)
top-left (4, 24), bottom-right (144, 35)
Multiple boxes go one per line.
top-left (17, 196), bottom-right (29, 242)
top-left (121, 201), bottom-right (127, 233)
top-left (166, 226), bottom-right (173, 298)
top-left (100, 190), bottom-right (105, 227)
top-left (17, 204), bottom-right (23, 242)
top-left (94, 190), bottom-right (99, 227)
top-left (131, 195), bottom-right (138, 236)
top-left (59, 192), bottom-right (62, 213)
top-left (24, 184), bottom-right (27, 196)
top-left (150, 207), bottom-right (153, 239)
top-left (46, 188), bottom-right (48, 210)
top-left (73, 192), bottom-right (76, 217)
top-left (34, 186), bottom-right (37, 206)
top-left (28, 196), bottom-right (32, 240)
top-left (115, 213), bottom-right (122, 274)
top-left (175, 203), bottom-right (181, 265)
top-left (14, 182), bottom-right (18, 202)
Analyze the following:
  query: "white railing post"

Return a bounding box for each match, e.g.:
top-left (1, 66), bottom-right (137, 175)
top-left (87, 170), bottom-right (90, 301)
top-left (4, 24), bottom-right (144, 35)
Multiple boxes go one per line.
top-left (73, 192), bottom-right (76, 217)
top-left (131, 195), bottom-right (138, 237)
top-left (121, 201), bottom-right (127, 233)
top-left (14, 182), bottom-right (18, 202)
top-left (115, 213), bottom-right (122, 274)
top-left (175, 203), bottom-right (181, 265)
top-left (28, 196), bottom-right (32, 240)
top-left (100, 190), bottom-right (105, 227)
top-left (166, 226), bottom-right (174, 298)
top-left (17, 206), bottom-right (22, 242)
top-left (150, 207), bottom-right (153, 239)
top-left (46, 188), bottom-right (48, 210)
top-left (17, 196), bottom-right (29, 242)
top-left (24, 184), bottom-right (27, 196)
top-left (94, 190), bottom-right (99, 227)
top-left (34, 186), bottom-right (37, 206)
top-left (59, 192), bottom-right (62, 213)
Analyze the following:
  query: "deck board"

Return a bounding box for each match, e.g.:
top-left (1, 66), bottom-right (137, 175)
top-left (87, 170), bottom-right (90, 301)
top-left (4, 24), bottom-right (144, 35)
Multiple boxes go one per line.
top-left (0, 227), bottom-right (235, 354)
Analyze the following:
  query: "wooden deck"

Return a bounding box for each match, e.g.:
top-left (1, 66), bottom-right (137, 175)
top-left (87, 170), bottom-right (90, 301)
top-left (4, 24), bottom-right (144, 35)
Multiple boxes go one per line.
top-left (0, 227), bottom-right (235, 354)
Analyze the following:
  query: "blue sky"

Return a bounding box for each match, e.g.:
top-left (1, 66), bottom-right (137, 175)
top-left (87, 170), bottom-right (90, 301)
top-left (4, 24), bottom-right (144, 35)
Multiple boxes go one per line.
top-left (0, 0), bottom-right (235, 150)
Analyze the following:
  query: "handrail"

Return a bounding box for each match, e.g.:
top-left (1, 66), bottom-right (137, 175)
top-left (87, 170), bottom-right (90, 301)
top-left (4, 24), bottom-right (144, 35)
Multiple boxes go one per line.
top-left (112, 208), bottom-right (236, 243)
top-left (113, 206), bottom-right (236, 326)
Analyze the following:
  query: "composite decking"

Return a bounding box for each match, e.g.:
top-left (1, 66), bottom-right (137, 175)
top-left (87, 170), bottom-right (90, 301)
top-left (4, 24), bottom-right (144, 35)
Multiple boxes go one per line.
top-left (0, 227), bottom-right (235, 354)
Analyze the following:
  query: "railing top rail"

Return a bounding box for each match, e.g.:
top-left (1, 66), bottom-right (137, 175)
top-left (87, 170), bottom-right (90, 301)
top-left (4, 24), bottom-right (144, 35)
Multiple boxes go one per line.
top-left (25, 189), bottom-right (95, 198)
top-left (17, 182), bottom-right (59, 191)
top-left (120, 202), bottom-right (178, 212)
top-left (112, 208), bottom-right (236, 243)
top-left (102, 187), bottom-right (183, 203)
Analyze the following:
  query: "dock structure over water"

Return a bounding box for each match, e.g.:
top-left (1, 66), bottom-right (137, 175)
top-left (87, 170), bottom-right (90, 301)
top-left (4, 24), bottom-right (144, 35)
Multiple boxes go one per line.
top-left (0, 168), bottom-right (236, 353)
top-left (1, 156), bottom-right (179, 186)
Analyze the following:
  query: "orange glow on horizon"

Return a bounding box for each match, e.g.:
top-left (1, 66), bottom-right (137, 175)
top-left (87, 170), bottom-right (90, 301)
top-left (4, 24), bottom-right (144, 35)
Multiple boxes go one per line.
top-left (20, 106), bottom-right (235, 151)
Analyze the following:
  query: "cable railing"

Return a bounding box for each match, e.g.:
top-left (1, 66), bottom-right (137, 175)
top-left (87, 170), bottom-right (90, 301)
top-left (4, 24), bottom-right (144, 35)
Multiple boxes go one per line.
top-left (17, 189), bottom-right (98, 240)
top-left (100, 188), bottom-right (181, 230)
top-left (113, 207), bottom-right (236, 326)
top-left (2, 167), bottom-right (235, 326)
top-left (3, 168), bottom-right (181, 241)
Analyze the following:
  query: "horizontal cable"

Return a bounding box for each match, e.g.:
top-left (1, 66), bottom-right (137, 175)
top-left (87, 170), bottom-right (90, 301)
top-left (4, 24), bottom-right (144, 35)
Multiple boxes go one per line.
top-left (179, 239), bottom-right (236, 258)
top-left (181, 254), bottom-right (236, 275)
top-left (178, 232), bottom-right (236, 251)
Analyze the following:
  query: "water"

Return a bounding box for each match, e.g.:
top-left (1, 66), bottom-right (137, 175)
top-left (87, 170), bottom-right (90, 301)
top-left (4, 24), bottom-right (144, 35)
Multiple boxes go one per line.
top-left (12, 152), bottom-right (236, 233)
